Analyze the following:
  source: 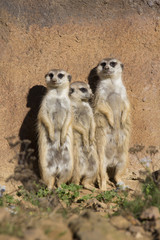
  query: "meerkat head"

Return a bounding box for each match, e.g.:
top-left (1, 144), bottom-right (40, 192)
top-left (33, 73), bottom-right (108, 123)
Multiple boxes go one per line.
top-left (45, 69), bottom-right (72, 89)
top-left (96, 58), bottom-right (124, 79)
top-left (69, 81), bottom-right (93, 102)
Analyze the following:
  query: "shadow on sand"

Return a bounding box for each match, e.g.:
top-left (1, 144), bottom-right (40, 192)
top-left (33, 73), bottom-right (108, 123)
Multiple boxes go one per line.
top-left (7, 85), bottom-right (47, 190)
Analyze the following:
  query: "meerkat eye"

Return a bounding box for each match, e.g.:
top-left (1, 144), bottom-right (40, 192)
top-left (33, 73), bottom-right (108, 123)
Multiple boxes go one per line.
top-left (110, 62), bottom-right (117, 67)
top-left (79, 88), bottom-right (87, 93)
top-left (100, 62), bottom-right (106, 68)
top-left (58, 73), bottom-right (64, 79)
top-left (49, 73), bottom-right (54, 79)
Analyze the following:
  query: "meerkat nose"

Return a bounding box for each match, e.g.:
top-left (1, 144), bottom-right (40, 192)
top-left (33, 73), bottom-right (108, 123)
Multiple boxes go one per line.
top-left (104, 66), bottom-right (109, 70)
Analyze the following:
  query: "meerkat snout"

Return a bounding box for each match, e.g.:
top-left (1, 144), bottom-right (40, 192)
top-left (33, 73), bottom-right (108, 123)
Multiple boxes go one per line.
top-left (45, 69), bottom-right (72, 88)
top-left (70, 82), bottom-right (92, 101)
top-left (97, 58), bottom-right (123, 78)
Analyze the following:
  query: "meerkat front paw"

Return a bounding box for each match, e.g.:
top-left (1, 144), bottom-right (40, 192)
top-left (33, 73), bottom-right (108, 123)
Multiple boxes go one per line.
top-left (109, 114), bottom-right (114, 128)
top-left (49, 131), bottom-right (54, 142)
top-left (60, 133), bottom-right (67, 146)
top-left (121, 111), bottom-right (127, 126)
top-left (89, 133), bottom-right (95, 145)
top-left (83, 137), bottom-right (89, 150)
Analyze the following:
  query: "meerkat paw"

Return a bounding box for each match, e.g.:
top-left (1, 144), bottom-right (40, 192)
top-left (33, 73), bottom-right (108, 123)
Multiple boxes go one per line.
top-left (72, 180), bottom-right (80, 185)
top-left (60, 135), bottom-right (66, 146)
top-left (49, 131), bottom-right (54, 142)
top-left (121, 111), bottom-right (127, 126)
top-left (46, 176), bottom-right (55, 190)
top-left (83, 184), bottom-right (96, 192)
top-left (54, 139), bottom-right (61, 150)
top-left (89, 136), bottom-right (95, 146)
top-left (109, 114), bottom-right (114, 128)
top-left (83, 139), bottom-right (89, 150)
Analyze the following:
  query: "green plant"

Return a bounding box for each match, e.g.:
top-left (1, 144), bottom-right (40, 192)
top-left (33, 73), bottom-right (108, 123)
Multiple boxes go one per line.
top-left (17, 184), bottom-right (54, 206)
top-left (77, 194), bottom-right (94, 202)
top-left (0, 194), bottom-right (20, 207)
top-left (96, 190), bottom-right (118, 203)
top-left (119, 178), bottom-right (160, 219)
top-left (142, 177), bottom-right (160, 210)
top-left (56, 183), bottom-right (83, 206)
top-left (119, 145), bottom-right (160, 218)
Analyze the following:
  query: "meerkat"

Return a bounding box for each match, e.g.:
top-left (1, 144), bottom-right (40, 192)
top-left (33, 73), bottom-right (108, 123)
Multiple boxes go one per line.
top-left (69, 81), bottom-right (98, 190)
top-left (93, 58), bottom-right (131, 191)
top-left (37, 69), bottom-right (73, 189)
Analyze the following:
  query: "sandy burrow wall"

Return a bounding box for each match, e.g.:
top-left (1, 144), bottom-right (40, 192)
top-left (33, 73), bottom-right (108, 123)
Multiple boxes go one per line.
top-left (0, 5), bottom-right (160, 191)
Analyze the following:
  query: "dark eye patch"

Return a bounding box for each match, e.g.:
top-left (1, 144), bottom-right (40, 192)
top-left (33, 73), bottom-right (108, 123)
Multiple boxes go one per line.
top-left (69, 88), bottom-right (74, 95)
top-left (58, 73), bottom-right (64, 79)
top-left (100, 62), bottom-right (106, 68)
top-left (79, 87), bottom-right (87, 93)
top-left (49, 73), bottom-right (54, 78)
top-left (110, 61), bottom-right (117, 67)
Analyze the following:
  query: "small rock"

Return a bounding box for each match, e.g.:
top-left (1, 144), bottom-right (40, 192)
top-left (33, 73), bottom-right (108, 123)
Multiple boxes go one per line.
top-left (40, 219), bottom-right (72, 240)
top-left (135, 232), bottom-right (143, 239)
top-left (155, 0), bottom-right (160, 5)
top-left (110, 215), bottom-right (131, 229)
top-left (126, 214), bottom-right (141, 226)
top-left (137, 6), bottom-right (143, 15)
top-left (86, 198), bottom-right (107, 211)
top-left (155, 219), bottom-right (160, 230)
top-left (147, 0), bottom-right (155, 7)
top-left (143, 219), bottom-right (156, 232)
top-left (69, 211), bottom-right (135, 240)
top-left (140, 206), bottom-right (160, 220)
top-left (129, 225), bottom-right (145, 235)
top-left (24, 228), bottom-right (48, 240)
top-left (130, 226), bottom-right (151, 239)
top-left (38, 194), bottom-right (60, 209)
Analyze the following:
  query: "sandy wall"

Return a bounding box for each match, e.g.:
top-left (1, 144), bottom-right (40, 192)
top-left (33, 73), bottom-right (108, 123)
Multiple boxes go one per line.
top-left (0, 0), bottom-right (160, 191)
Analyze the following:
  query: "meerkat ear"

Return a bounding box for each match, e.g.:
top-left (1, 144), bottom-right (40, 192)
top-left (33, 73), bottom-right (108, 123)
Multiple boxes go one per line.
top-left (121, 64), bottom-right (124, 69)
top-left (68, 75), bottom-right (72, 82)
